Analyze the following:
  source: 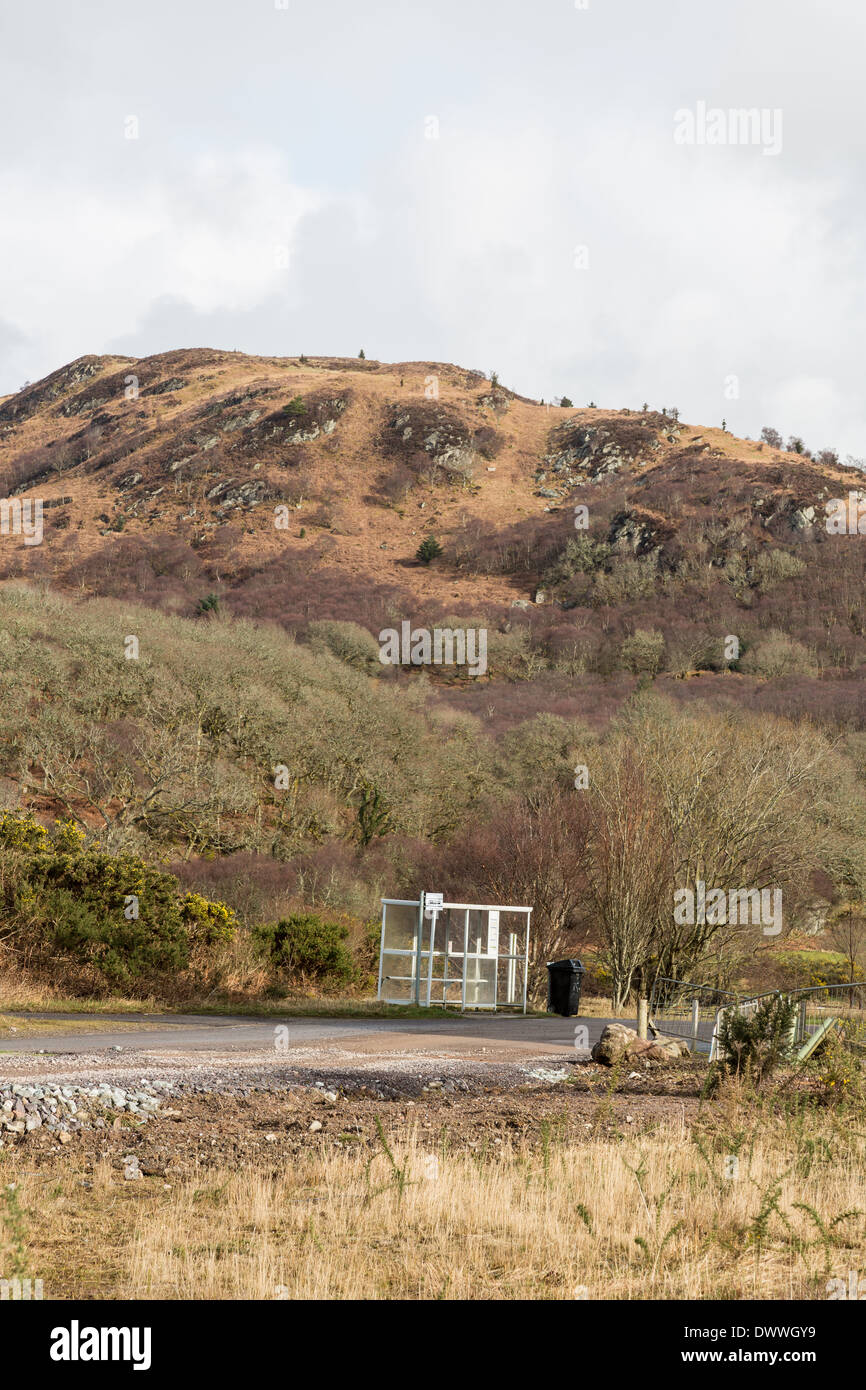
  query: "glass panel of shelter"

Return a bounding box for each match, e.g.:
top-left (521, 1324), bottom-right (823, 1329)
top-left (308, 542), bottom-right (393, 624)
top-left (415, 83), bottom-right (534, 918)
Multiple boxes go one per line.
top-left (378, 900), bottom-right (421, 1004)
top-left (379, 898), bottom-right (530, 1010)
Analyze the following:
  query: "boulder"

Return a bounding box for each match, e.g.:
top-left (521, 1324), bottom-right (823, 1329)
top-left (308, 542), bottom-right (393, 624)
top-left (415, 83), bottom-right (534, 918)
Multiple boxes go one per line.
top-left (591, 1023), bottom-right (639, 1065)
top-left (591, 1023), bottom-right (689, 1066)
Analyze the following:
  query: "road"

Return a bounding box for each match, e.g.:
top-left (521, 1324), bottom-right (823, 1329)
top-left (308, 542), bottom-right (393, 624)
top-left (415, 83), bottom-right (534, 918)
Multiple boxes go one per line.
top-left (0, 1011), bottom-right (626, 1056)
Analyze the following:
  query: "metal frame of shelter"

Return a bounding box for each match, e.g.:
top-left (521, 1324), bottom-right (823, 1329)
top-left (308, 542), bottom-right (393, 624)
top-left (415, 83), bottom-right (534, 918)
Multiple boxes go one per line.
top-left (377, 893), bottom-right (532, 1012)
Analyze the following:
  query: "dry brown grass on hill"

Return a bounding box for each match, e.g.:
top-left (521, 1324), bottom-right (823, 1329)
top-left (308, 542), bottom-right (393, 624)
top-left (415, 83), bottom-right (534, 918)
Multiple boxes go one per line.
top-left (2, 348), bottom-right (855, 624)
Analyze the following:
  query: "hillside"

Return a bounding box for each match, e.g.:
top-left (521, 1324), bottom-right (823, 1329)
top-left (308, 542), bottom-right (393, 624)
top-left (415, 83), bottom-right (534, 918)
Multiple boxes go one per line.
top-left (2, 350), bottom-right (865, 720)
top-left (2, 351), bottom-right (866, 1002)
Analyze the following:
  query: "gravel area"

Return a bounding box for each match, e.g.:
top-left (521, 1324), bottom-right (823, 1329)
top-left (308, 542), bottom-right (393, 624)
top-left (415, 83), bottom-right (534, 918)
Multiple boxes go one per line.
top-left (0, 1040), bottom-right (707, 1175)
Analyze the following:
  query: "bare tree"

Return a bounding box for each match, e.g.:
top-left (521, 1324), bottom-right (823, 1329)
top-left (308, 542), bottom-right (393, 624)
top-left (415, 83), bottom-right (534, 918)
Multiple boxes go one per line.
top-left (584, 747), bottom-right (673, 1009)
top-left (827, 903), bottom-right (866, 985)
top-left (428, 789), bottom-right (592, 1000)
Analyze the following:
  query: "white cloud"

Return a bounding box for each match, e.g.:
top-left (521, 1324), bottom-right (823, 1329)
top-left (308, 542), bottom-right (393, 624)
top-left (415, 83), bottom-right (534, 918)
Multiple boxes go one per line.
top-left (1, 0), bottom-right (865, 456)
top-left (0, 150), bottom-right (321, 382)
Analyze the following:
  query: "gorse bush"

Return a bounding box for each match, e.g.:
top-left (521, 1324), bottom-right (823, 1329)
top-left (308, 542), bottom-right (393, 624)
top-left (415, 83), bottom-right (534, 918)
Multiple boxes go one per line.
top-left (714, 994), bottom-right (798, 1085)
top-left (0, 812), bottom-right (237, 988)
top-left (253, 913), bottom-right (356, 985)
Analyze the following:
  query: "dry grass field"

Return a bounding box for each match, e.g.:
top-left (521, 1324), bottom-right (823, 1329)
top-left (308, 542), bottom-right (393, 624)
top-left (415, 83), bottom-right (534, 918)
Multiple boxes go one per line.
top-left (3, 1080), bottom-right (864, 1301)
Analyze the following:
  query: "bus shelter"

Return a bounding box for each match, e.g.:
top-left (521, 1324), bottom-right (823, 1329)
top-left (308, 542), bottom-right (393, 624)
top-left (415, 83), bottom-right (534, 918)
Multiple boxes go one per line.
top-left (377, 892), bottom-right (532, 1012)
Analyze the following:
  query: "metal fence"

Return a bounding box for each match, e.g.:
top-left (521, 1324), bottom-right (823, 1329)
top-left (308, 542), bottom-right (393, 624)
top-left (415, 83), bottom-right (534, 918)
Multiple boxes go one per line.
top-left (649, 977), bottom-right (739, 1055)
top-left (788, 981), bottom-right (866, 1058)
top-left (650, 977), bottom-right (866, 1059)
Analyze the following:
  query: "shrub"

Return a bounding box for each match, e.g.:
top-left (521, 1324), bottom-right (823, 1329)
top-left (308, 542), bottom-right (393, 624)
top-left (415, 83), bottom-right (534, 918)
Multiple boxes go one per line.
top-left (774, 950), bottom-right (860, 990)
top-left (740, 630), bottom-right (815, 679)
top-left (253, 913), bottom-right (356, 985)
top-left (760, 426), bottom-right (783, 449)
top-left (0, 810), bottom-right (50, 853)
top-left (306, 619), bottom-right (382, 673)
top-left (17, 859), bottom-right (190, 986)
top-left (812, 1030), bottom-right (865, 1104)
top-left (714, 994), bottom-right (797, 1084)
top-left (0, 814), bottom-right (237, 988)
top-left (416, 535), bottom-right (443, 564)
top-left (752, 549), bottom-right (806, 592)
top-left (543, 535), bottom-right (610, 588)
top-left (473, 425), bottom-right (502, 461)
top-left (180, 892), bottom-right (239, 946)
top-left (620, 628), bottom-right (665, 677)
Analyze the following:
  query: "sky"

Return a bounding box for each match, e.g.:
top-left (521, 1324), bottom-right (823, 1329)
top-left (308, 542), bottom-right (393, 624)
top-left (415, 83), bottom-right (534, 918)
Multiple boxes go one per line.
top-left (1, 0), bottom-right (865, 455)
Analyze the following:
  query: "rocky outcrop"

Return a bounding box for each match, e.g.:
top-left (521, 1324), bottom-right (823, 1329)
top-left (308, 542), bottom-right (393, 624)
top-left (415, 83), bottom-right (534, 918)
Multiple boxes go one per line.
top-left (385, 403), bottom-right (478, 483)
top-left (607, 507), bottom-right (676, 558)
top-left (204, 478), bottom-right (272, 513)
top-left (537, 413), bottom-right (674, 498)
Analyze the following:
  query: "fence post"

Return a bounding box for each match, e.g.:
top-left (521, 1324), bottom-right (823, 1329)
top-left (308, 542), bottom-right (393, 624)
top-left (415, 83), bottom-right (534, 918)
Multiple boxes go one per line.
top-left (637, 996), bottom-right (648, 1040)
top-left (691, 997), bottom-right (700, 1040)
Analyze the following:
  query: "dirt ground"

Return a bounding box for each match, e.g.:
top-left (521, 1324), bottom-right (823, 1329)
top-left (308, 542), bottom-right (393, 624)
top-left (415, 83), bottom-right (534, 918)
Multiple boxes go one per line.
top-left (6, 1055), bottom-right (707, 1178)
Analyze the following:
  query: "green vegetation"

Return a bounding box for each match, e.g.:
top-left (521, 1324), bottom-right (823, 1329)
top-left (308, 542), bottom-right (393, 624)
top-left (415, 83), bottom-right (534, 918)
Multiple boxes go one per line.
top-left (253, 913), bottom-right (357, 985)
top-left (0, 812), bottom-right (237, 990)
top-left (415, 535), bottom-right (443, 564)
top-left (1, 585), bottom-right (866, 1006)
top-left (713, 994), bottom-right (797, 1085)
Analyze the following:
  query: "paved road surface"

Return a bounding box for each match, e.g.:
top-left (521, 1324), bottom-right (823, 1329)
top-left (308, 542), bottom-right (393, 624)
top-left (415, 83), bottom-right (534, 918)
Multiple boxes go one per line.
top-left (0, 1012), bottom-right (631, 1056)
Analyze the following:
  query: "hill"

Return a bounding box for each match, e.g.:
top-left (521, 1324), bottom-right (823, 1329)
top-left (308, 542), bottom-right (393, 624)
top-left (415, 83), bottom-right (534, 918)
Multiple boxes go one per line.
top-left (2, 350), bottom-right (865, 717)
top-left (2, 351), bottom-right (866, 1001)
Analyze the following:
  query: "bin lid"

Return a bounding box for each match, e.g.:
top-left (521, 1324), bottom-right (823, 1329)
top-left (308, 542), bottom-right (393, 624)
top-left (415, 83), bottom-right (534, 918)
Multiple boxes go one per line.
top-left (546, 958), bottom-right (585, 972)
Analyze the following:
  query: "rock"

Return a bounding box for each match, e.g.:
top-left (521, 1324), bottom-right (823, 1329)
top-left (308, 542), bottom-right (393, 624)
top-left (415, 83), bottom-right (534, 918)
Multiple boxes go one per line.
top-left (309, 1120), bottom-right (323, 1133)
top-left (644, 1037), bottom-right (690, 1061)
top-left (591, 1023), bottom-right (639, 1065)
top-left (591, 1023), bottom-right (689, 1066)
top-left (58, 1130), bottom-right (73, 1145)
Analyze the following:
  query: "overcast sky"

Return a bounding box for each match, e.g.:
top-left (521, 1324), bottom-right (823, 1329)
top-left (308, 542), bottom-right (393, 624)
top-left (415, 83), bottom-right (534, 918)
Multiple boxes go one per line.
top-left (1, 0), bottom-right (864, 454)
